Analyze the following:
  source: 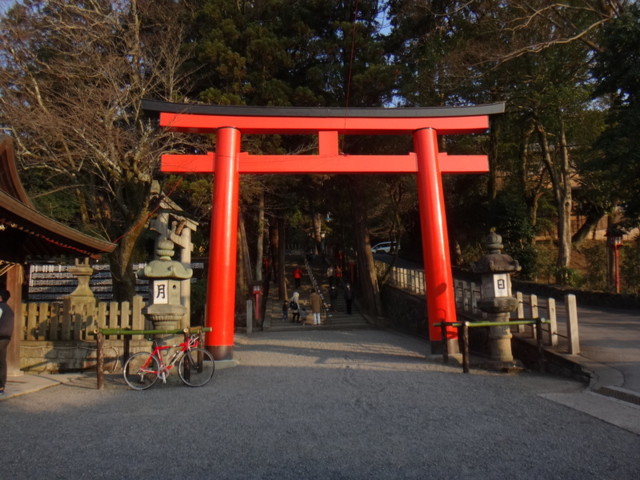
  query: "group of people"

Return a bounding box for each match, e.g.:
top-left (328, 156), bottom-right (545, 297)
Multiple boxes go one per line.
top-left (325, 264), bottom-right (343, 286)
top-left (282, 263), bottom-right (354, 325)
top-left (282, 289), bottom-right (323, 325)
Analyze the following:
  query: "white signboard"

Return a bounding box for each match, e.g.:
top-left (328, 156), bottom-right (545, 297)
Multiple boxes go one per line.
top-left (493, 273), bottom-right (509, 297)
top-left (152, 280), bottom-right (170, 304)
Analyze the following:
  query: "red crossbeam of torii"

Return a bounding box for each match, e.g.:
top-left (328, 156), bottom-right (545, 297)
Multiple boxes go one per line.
top-left (143, 100), bottom-right (505, 360)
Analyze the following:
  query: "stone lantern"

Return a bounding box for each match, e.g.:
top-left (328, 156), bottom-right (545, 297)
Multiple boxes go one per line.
top-left (472, 230), bottom-right (521, 366)
top-left (65, 258), bottom-right (97, 335)
top-left (139, 238), bottom-right (193, 342)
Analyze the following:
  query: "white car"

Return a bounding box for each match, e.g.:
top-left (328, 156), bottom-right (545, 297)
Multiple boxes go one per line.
top-left (371, 242), bottom-right (399, 254)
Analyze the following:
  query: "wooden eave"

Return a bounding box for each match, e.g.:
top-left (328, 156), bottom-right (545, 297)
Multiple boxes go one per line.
top-left (0, 136), bottom-right (115, 262)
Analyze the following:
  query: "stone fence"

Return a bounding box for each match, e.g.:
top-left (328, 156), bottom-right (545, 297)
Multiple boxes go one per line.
top-left (19, 296), bottom-right (152, 373)
top-left (454, 279), bottom-right (580, 354)
top-left (376, 260), bottom-right (580, 354)
top-left (22, 296), bottom-right (149, 341)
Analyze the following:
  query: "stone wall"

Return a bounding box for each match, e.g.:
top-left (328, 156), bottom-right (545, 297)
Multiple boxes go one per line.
top-left (20, 339), bottom-right (153, 374)
top-left (380, 285), bottom-right (429, 338)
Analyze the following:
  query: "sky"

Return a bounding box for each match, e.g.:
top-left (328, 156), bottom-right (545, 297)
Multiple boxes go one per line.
top-left (0, 0), bottom-right (14, 15)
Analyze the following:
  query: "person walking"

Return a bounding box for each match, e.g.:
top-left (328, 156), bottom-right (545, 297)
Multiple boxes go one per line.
top-left (282, 300), bottom-right (289, 322)
top-left (344, 283), bottom-right (354, 315)
top-left (326, 265), bottom-right (335, 286)
top-left (334, 265), bottom-right (343, 284)
top-left (0, 288), bottom-right (14, 396)
top-left (310, 290), bottom-right (322, 325)
top-left (293, 267), bottom-right (303, 289)
top-left (289, 291), bottom-right (300, 323)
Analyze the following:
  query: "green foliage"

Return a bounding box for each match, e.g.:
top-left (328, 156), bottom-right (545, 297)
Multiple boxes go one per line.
top-left (621, 240), bottom-right (640, 295)
top-left (591, 3), bottom-right (640, 225)
top-left (485, 190), bottom-right (540, 277)
top-left (582, 242), bottom-right (608, 291)
top-left (554, 266), bottom-right (584, 288)
top-left (2, 0), bottom-right (633, 299)
top-left (533, 243), bottom-right (557, 284)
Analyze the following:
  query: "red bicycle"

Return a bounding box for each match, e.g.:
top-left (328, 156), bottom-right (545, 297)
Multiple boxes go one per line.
top-left (123, 333), bottom-right (215, 390)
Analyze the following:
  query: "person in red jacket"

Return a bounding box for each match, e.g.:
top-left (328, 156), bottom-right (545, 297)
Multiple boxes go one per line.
top-left (293, 267), bottom-right (303, 288)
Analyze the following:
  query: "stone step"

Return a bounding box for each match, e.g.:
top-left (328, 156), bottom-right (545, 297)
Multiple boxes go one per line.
top-left (261, 255), bottom-right (369, 331)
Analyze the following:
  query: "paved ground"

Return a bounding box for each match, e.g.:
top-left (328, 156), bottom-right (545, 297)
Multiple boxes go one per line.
top-left (556, 304), bottom-right (640, 393)
top-left (1, 328), bottom-right (639, 479)
top-left (375, 252), bottom-right (640, 406)
top-left (2, 254), bottom-right (639, 478)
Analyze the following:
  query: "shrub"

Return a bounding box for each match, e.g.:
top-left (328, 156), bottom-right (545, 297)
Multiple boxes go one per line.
top-left (621, 238), bottom-right (640, 295)
top-left (582, 242), bottom-right (608, 290)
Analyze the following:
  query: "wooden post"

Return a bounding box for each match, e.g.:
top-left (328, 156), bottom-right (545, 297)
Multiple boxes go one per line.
top-left (246, 299), bottom-right (253, 334)
top-left (547, 298), bottom-right (558, 347)
top-left (535, 319), bottom-right (545, 373)
top-left (123, 335), bottom-right (131, 371)
top-left (530, 294), bottom-right (539, 338)
top-left (515, 291), bottom-right (524, 333)
top-left (440, 322), bottom-right (448, 364)
top-left (96, 331), bottom-right (104, 390)
top-left (462, 322), bottom-right (470, 374)
top-left (565, 294), bottom-right (580, 354)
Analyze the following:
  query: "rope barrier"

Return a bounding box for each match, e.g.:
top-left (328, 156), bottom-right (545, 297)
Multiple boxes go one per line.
top-left (434, 318), bottom-right (550, 374)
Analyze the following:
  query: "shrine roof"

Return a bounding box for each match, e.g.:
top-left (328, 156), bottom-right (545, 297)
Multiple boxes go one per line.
top-left (0, 136), bottom-right (116, 262)
top-left (143, 100), bottom-right (505, 135)
top-left (142, 99), bottom-right (505, 118)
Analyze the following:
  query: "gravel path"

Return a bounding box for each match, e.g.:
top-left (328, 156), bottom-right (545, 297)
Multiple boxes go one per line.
top-left (1, 329), bottom-right (639, 479)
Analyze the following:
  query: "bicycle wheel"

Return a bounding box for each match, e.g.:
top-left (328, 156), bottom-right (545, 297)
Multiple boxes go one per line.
top-left (178, 348), bottom-right (215, 387)
top-left (123, 352), bottom-right (159, 390)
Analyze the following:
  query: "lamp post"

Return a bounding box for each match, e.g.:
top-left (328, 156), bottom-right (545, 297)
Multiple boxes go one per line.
top-left (139, 238), bottom-right (193, 344)
top-left (472, 230), bottom-right (521, 367)
top-left (606, 227), bottom-right (624, 294)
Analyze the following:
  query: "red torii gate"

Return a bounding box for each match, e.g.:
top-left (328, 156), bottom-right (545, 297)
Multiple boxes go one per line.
top-left (143, 100), bottom-right (505, 360)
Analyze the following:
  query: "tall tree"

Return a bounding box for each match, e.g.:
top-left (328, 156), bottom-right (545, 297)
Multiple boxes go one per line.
top-left (388, 1), bottom-right (623, 283)
top-left (0, 0), bottom-right (199, 300)
top-left (187, 0), bottom-right (395, 314)
top-left (591, 2), bottom-right (640, 225)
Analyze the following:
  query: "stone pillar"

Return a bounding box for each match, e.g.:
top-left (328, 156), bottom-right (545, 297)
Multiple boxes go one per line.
top-left (170, 221), bottom-right (193, 330)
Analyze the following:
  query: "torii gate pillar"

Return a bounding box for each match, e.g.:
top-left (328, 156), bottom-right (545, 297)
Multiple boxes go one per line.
top-left (207, 127), bottom-right (241, 360)
top-left (414, 128), bottom-right (458, 352)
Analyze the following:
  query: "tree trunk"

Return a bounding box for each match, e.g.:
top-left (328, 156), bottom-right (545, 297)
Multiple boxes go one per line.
top-left (269, 222), bottom-right (279, 284)
top-left (109, 237), bottom-right (138, 302)
top-left (277, 218), bottom-right (287, 300)
top-left (312, 212), bottom-right (323, 254)
top-left (537, 119), bottom-right (573, 283)
top-left (238, 210), bottom-right (252, 308)
top-left (557, 120), bottom-right (573, 276)
top-left (349, 176), bottom-right (382, 317)
top-left (255, 190), bottom-right (265, 282)
top-left (572, 211), bottom-right (605, 245)
top-left (487, 119), bottom-right (499, 200)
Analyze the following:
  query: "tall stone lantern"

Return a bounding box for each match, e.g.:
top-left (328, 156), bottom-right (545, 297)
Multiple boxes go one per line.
top-left (139, 238), bottom-right (193, 343)
top-left (472, 230), bottom-right (521, 366)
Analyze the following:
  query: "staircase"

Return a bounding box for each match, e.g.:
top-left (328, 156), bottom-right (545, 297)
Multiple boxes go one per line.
top-left (262, 254), bottom-right (370, 331)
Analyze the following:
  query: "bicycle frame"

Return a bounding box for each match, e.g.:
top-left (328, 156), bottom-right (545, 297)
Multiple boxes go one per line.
top-left (133, 334), bottom-right (201, 384)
